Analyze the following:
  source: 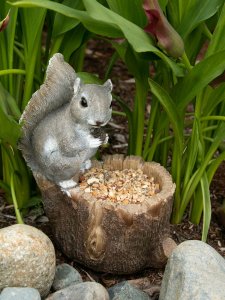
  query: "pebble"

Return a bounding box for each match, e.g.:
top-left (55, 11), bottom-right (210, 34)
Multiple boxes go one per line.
top-left (159, 240), bottom-right (225, 300)
top-left (108, 281), bottom-right (150, 300)
top-left (87, 177), bottom-right (100, 185)
top-left (0, 224), bottom-right (56, 297)
top-left (0, 287), bottom-right (41, 300)
top-left (46, 282), bottom-right (109, 300)
top-left (52, 263), bottom-right (83, 291)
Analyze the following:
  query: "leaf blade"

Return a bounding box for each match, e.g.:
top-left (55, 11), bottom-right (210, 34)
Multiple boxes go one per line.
top-left (171, 50), bottom-right (225, 112)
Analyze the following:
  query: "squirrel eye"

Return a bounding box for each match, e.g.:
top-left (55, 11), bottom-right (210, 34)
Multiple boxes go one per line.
top-left (109, 102), bottom-right (112, 109)
top-left (80, 97), bottom-right (88, 107)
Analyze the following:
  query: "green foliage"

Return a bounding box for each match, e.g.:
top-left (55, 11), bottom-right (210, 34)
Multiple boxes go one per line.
top-left (1, 0), bottom-right (225, 240)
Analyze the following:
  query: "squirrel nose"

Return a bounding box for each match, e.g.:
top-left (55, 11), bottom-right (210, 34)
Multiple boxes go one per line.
top-left (96, 121), bottom-right (103, 126)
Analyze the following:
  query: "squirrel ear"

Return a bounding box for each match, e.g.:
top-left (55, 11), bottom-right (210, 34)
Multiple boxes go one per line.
top-left (73, 78), bottom-right (81, 95)
top-left (103, 79), bottom-right (113, 92)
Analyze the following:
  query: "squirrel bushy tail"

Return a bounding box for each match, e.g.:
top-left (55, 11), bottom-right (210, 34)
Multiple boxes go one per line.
top-left (19, 53), bottom-right (76, 169)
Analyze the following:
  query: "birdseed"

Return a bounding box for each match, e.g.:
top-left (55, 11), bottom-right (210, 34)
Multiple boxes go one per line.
top-left (79, 168), bottom-right (160, 204)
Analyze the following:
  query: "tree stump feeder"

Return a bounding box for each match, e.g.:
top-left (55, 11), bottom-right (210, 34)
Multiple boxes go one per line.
top-left (35, 155), bottom-right (176, 274)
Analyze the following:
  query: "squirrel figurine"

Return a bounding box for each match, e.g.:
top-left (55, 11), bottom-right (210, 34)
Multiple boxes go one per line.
top-left (19, 53), bottom-right (112, 194)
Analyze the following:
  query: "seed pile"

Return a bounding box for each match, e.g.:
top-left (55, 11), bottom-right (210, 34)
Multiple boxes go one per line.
top-left (79, 168), bottom-right (160, 204)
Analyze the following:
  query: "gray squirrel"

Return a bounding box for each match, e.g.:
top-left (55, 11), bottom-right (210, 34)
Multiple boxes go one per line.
top-left (19, 53), bottom-right (112, 193)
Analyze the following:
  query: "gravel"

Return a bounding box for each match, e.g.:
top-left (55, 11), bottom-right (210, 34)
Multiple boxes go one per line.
top-left (79, 168), bottom-right (160, 204)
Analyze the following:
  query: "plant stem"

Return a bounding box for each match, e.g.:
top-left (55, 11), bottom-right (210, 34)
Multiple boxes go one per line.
top-left (201, 116), bottom-right (225, 121)
top-left (112, 110), bottom-right (126, 117)
top-left (0, 69), bottom-right (26, 76)
top-left (134, 79), bottom-right (147, 156)
top-left (143, 99), bottom-right (158, 159)
top-left (10, 173), bottom-right (24, 224)
top-left (181, 51), bottom-right (192, 70)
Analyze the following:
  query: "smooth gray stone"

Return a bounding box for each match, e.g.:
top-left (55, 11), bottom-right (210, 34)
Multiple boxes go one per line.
top-left (46, 282), bottom-right (109, 300)
top-left (0, 287), bottom-right (41, 300)
top-left (108, 281), bottom-right (150, 300)
top-left (52, 263), bottom-right (82, 291)
top-left (159, 240), bottom-right (225, 300)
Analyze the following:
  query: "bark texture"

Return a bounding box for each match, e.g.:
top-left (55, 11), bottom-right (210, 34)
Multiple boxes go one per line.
top-left (35, 155), bottom-right (176, 274)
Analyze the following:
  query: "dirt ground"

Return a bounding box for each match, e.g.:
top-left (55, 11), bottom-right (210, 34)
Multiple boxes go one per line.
top-left (0, 39), bottom-right (225, 299)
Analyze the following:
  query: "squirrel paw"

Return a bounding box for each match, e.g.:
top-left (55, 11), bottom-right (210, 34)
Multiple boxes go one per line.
top-left (88, 136), bottom-right (102, 148)
top-left (63, 189), bottom-right (72, 198)
top-left (80, 159), bottom-right (92, 173)
top-left (59, 179), bottom-right (77, 197)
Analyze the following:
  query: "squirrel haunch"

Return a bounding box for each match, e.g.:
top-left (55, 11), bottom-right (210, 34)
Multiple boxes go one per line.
top-left (19, 53), bottom-right (112, 193)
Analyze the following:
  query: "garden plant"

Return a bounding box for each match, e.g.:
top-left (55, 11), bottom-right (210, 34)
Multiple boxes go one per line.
top-left (0, 0), bottom-right (225, 242)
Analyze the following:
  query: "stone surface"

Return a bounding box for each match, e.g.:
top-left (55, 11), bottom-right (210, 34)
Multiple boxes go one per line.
top-left (0, 287), bottom-right (41, 300)
top-left (46, 282), bottom-right (109, 300)
top-left (108, 281), bottom-right (150, 300)
top-left (0, 224), bottom-right (56, 297)
top-left (159, 240), bottom-right (225, 300)
top-left (52, 263), bottom-right (82, 291)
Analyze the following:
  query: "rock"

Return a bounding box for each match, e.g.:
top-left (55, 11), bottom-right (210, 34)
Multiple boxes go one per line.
top-left (46, 282), bottom-right (109, 300)
top-left (52, 263), bottom-right (83, 291)
top-left (108, 281), bottom-right (150, 300)
top-left (159, 240), bottom-right (225, 300)
top-left (0, 287), bottom-right (41, 300)
top-left (0, 224), bottom-right (55, 297)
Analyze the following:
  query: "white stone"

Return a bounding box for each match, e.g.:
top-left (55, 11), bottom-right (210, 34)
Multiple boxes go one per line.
top-left (87, 177), bottom-right (100, 185)
top-left (0, 224), bottom-right (56, 297)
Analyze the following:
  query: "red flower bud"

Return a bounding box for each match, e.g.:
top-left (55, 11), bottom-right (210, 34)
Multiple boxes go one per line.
top-left (144, 0), bottom-right (184, 58)
top-left (0, 11), bottom-right (10, 33)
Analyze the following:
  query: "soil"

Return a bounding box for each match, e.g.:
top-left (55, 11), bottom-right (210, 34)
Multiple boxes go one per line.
top-left (0, 39), bottom-right (225, 299)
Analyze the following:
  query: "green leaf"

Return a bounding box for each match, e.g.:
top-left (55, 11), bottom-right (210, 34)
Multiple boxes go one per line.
top-left (158, 0), bottom-right (168, 11)
top-left (20, 7), bottom-right (46, 54)
top-left (10, 0), bottom-right (182, 76)
top-left (148, 79), bottom-right (183, 187)
top-left (207, 151), bottom-right (225, 184)
top-left (149, 79), bottom-right (183, 142)
top-left (166, 0), bottom-right (181, 30)
top-left (0, 82), bottom-right (21, 119)
top-left (177, 0), bottom-right (223, 38)
top-left (184, 27), bottom-right (205, 64)
top-left (83, 0), bottom-right (183, 76)
top-left (19, 6), bottom-right (47, 108)
top-left (190, 183), bottom-right (203, 224)
top-left (106, 0), bottom-right (147, 28)
top-left (206, 4), bottom-right (225, 56)
top-left (180, 122), bottom-right (225, 221)
top-left (0, 106), bottom-right (20, 147)
top-left (83, 0), bottom-right (154, 52)
top-left (52, 0), bottom-right (83, 37)
top-left (9, 0), bottom-right (122, 37)
top-left (200, 172), bottom-right (211, 242)
top-left (183, 120), bottom-right (200, 187)
top-left (202, 83), bottom-right (225, 116)
top-left (77, 72), bottom-right (102, 84)
top-left (59, 24), bottom-right (87, 61)
top-left (171, 50), bottom-right (225, 112)
top-left (146, 113), bottom-right (168, 161)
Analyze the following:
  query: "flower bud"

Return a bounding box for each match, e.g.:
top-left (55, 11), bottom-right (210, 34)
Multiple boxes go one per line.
top-left (0, 10), bottom-right (10, 33)
top-left (144, 0), bottom-right (184, 58)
